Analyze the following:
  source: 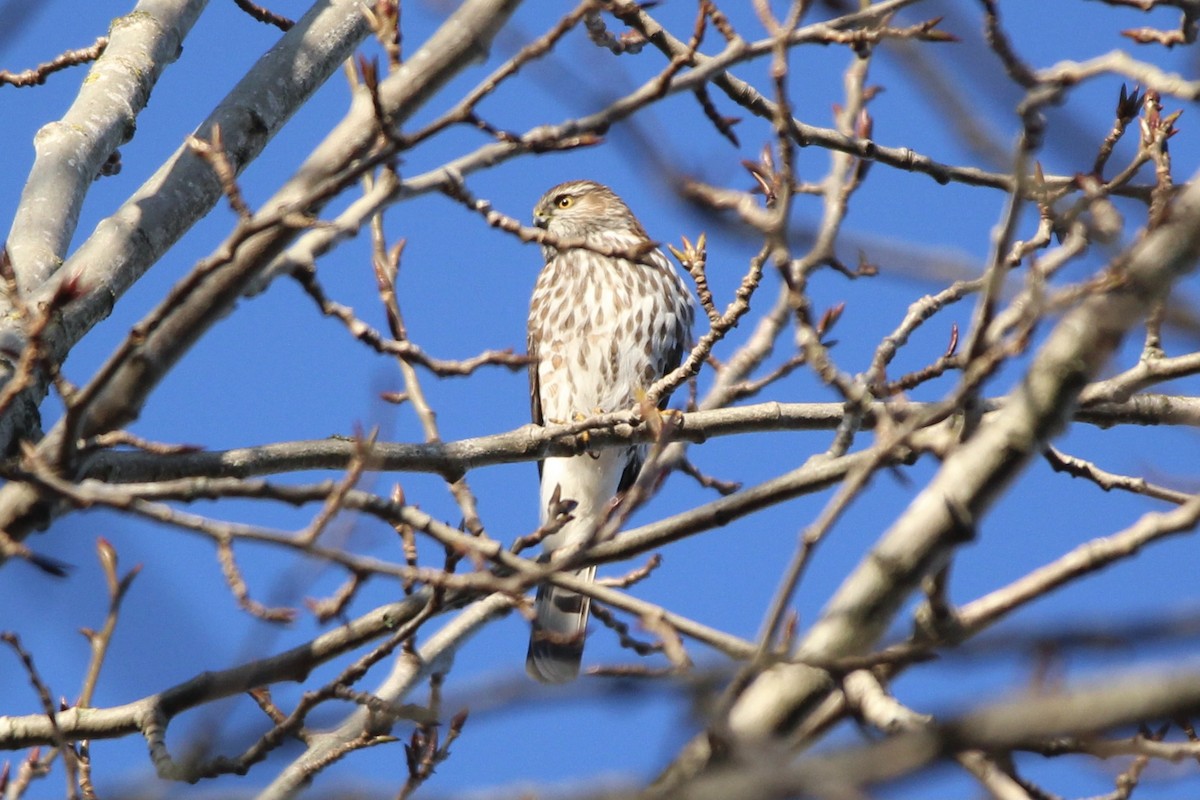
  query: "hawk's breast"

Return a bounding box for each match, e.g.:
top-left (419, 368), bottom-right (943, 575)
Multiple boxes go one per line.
top-left (529, 245), bottom-right (690, 424)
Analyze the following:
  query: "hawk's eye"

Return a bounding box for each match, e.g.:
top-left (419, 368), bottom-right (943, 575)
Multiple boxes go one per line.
top-left (556, 195), bottom-right (574, 209)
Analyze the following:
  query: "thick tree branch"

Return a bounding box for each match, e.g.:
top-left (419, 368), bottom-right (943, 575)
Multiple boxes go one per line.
top-left (0, 0), bottom-right (523, 547)
top-left (5, 2), bottom-right (205, 297)
top-left (0, 0), bottom-right (377, 453)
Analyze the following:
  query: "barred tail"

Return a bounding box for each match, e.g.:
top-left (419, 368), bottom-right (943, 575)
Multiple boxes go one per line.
top-left (526, 565), bottom-right (597, 684)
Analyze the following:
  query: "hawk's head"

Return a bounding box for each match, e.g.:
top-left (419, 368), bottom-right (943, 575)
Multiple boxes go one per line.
top-left (533, 180), bottom-right (648, 241)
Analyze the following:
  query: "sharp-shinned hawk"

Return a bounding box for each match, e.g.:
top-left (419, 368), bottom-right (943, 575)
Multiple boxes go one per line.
top-left (525, 180), bottom-right (694, 683)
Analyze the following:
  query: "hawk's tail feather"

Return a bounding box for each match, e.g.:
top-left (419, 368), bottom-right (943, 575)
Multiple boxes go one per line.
top-left (526, 565), bottom-right (597, 684)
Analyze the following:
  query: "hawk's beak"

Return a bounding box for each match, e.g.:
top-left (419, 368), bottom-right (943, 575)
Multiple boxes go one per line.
top-left (533, 209), bottom-right (549, 229)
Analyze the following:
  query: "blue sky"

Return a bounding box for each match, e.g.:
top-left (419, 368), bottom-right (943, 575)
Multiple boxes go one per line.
top-left (2, 1), bottom-right (1199, 797)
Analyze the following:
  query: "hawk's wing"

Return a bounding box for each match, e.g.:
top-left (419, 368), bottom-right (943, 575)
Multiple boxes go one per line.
top-left (528, 321), bottom-right (544, 481)
top-left (614, 347), bottom-right (684, 496)
top-left (616, 249), bottom-right (693, 496)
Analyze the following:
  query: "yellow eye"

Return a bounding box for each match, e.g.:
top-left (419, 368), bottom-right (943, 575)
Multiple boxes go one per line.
top-left (556, 195), bottom-right (574, 209)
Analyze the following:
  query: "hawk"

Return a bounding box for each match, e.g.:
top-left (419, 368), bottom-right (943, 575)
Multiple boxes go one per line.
top-left (525, 180), bottom-right (694, 683)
